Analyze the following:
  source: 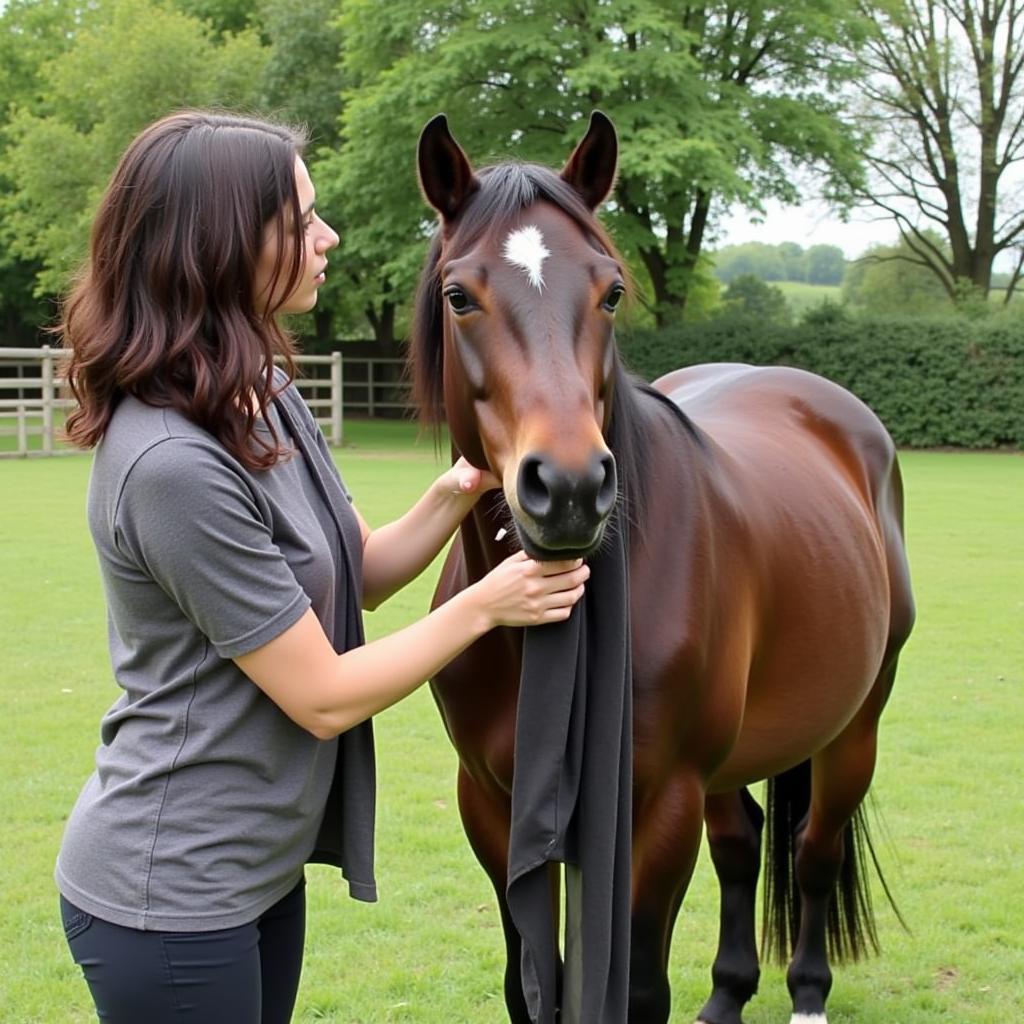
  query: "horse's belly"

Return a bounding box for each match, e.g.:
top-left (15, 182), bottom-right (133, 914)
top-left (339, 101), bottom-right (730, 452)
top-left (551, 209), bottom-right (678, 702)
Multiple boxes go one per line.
top-left (706, 555), bottom-right (891, 792)
top-left (704, 466), bottom-right (891, 790)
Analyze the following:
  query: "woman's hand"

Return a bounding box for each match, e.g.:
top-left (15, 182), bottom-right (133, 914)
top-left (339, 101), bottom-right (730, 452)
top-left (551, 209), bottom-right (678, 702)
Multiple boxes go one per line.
top-left (360, 457), bottom-right (503, 609)
top-left (470, 550), bottom-right (590, 628)
top-left (438, 456), bottom-right (502, 499)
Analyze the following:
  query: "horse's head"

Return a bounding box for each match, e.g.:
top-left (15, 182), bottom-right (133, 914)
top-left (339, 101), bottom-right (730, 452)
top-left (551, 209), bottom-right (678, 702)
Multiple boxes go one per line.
top-left (412, 113), bottom-right (627, 559)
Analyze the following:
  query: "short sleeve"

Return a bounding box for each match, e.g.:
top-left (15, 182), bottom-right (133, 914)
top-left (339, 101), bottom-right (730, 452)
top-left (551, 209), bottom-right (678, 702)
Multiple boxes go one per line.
top-left (113, 438), bottom-right (311, 659)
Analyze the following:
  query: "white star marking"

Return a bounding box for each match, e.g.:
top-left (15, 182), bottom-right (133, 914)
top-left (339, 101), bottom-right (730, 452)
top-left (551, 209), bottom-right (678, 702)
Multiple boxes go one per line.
top-left (503, 225), bottom-right (551, 291)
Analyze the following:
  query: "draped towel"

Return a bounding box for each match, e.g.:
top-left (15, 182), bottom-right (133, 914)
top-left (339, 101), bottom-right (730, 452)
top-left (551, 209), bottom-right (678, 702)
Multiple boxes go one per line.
top-left (273, 381), bottom-right (378, 902)
top-left (506, 514), bottom-right (633, 1023)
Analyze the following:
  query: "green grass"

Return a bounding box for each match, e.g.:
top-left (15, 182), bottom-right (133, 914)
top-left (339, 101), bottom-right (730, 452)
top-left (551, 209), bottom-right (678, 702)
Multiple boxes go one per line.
top-left (776, 280), bottom-right (843, 313)
top-left (0, 409), bottom-right (75, 455)
top-left (1, 438), bottom-right (1022, 1022)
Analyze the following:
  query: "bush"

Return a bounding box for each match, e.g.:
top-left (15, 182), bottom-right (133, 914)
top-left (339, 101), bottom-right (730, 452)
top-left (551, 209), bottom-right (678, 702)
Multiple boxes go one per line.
top-left (719, 274), bottom-right (792, 324)
top-left (617, 315), bottom-right (1024, 449)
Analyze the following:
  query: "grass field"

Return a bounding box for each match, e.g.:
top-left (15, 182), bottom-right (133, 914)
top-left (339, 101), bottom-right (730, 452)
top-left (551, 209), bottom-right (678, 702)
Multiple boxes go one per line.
top-left (1, 425), bottom-right (1022, 1023)
top-left (775, 281), bottom-right (843, 314)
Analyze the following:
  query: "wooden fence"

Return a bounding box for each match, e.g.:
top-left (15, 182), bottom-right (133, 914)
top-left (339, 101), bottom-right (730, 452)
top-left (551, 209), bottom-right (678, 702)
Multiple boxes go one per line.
top-left (0, 347), bottom-right (411, 458)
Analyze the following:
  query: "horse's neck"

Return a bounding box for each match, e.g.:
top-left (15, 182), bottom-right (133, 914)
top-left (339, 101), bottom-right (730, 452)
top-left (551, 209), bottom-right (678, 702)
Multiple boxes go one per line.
top-left (617, 380), bottom-right (713, 527)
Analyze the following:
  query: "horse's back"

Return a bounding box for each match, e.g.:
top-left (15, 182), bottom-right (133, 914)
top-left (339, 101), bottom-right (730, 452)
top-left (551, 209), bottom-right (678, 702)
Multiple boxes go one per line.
top-left (654, 363), bottom-right (896, 482)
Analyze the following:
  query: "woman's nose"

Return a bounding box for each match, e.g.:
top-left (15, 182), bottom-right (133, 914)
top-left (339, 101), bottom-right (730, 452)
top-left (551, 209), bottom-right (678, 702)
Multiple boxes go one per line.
top-left (318, 222), bottom-right (340, 253)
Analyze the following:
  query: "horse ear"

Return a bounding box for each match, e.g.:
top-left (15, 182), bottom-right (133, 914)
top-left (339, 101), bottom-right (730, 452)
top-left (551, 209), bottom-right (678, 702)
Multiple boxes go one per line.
top-left (418, 114), bottom-right (478, 222)
top-left (560, 111), bottom-right (618, 210)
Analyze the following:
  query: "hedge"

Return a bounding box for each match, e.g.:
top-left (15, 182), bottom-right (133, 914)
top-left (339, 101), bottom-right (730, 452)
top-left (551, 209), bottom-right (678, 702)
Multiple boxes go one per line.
top-left (617, 315), bottom-right (1024, 449)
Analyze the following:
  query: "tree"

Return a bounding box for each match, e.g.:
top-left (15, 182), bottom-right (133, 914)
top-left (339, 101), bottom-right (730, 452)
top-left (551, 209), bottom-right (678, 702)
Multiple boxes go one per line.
top-left (720, 273), bottom-right (792, 322)
top-left (712, 242), bottom-right (788, 282)
top-left (0, 0), bottom-right (269, 298)
top-left (854, 0), bottom-right (1024, 303)
top-left (0, 0), bottom-right (82, 344)
top-left (710, 241), bottom-right (845, 284)
top-left (843, 234), bottom-right (952, 312)
top-left (256, 0), bottom-right (350, 346)
top-left (805, 244), bottom-right (846, 284)
top-left (778, 241), bottom-right (808, 281)
top-left (327, 0), bottom-right (867, 337)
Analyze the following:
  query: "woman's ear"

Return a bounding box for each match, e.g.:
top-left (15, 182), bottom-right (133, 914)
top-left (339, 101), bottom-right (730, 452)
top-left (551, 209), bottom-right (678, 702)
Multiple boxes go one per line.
top-left (560, 111), bottom-right (618, 210)
top-left (418, 114), bottom-right (479, 222)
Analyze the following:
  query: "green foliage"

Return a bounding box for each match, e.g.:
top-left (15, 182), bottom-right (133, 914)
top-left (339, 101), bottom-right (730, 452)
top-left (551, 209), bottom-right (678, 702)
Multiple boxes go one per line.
top-left (619, 315), bottom-right (1024, 449)
top-left (0, 0), bottom-right (270, 298)
top-left (174, 0), bottom-right (255, 35)
top-left (805, 243), bottom-right (846, 285)
top-left (326, 0), bottom-right (867, 335)
top-left (0, 1), bottom-right (870, 344)
top-left (712, 241), bottom-right (788, 283)
top-left (719, 273), bottom-right (792, 324)
top-left (0, 0), bottom-right (83, 341)
top-left (799, 297), bottom-right (851, 328)
top-left (712, 241), bottom-right (846, 285)
top-left (774, 280), bottom-right (843, 316)
top-left (257, 0), bottom-right (344, 150)
top-left (843, 234), bottom-right (952, 315)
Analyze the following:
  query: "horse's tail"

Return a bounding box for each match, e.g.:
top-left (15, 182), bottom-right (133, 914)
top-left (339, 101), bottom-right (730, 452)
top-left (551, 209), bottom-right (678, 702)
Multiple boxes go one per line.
top-left (761, 760), bottom-right (902, 964)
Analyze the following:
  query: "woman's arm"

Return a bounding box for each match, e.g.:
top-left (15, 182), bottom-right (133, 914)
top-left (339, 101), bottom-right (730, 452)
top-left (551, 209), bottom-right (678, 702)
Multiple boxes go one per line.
top-left (235, 551), bottom-right (588, 739)
top-left (357, 458), bottom-right (499, 610)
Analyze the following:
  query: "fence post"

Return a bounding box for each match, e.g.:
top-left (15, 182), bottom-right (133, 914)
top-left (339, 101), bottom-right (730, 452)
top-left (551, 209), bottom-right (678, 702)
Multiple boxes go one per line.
top-left (366, 359), bottom-right (375, 417)
top-left (41, 344), bottom-right (54, 454)
top-left (330, 350), bottom-right (343, 447)
top-left (17, 402), bottom-right (28, 456)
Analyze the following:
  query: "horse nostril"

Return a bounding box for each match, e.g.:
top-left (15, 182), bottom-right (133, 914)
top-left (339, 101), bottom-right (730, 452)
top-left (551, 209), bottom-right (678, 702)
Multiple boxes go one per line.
top-left (595, 452), bottom-right (617, 517)
top-left (517, 455), bottom-right (553, 519)
top-left (518, 451), bottom-right (617, 527)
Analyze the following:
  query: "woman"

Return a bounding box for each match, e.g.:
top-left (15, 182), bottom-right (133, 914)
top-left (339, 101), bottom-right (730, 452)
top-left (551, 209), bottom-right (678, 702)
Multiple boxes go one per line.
top-left (55, 110), bottom-right (588, 1023)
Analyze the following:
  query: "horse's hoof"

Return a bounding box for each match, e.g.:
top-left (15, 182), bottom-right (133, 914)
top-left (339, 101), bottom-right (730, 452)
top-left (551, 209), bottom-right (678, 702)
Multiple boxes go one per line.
top-left (790, 1015), bottom-right (828, 1024)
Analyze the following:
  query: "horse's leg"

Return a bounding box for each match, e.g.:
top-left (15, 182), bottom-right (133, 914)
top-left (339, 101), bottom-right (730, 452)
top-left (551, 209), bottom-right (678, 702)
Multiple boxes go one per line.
top-left (696, 788), bottom-right (764, 1024)
top-left (629, 772), bottom-right (706, 1024)
top-left (456, 766), bottom-right (561, 1023)
top-left (785, 663), bottom-right (897, 1024)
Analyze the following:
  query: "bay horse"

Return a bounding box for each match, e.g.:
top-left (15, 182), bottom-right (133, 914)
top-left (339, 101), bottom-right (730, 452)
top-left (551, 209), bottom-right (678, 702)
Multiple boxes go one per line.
top-left (410, 111), bottom-right (914, 1024)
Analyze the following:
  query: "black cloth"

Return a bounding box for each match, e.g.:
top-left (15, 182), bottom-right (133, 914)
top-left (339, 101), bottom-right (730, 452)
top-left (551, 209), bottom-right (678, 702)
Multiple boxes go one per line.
top-left (506, 515), bottom-right (633, 1024)
top-left (273, 382), bottom-right (377, 902)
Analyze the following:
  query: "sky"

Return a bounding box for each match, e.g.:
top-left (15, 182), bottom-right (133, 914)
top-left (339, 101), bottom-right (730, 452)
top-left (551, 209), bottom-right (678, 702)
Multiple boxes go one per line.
top-left (715, 198), bottom-right (900, 261)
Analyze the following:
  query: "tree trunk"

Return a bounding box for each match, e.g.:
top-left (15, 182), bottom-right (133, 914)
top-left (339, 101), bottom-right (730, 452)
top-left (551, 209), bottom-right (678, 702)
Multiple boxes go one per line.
top-left (364, 300), bottom-right (396, 347)
top-left (312, 308), bottom-right (333, 351)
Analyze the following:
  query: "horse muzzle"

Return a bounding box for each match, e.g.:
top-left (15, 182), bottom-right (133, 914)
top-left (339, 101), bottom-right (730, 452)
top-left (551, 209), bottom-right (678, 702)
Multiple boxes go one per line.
top-left (511, 450), bottom-right (618, 559)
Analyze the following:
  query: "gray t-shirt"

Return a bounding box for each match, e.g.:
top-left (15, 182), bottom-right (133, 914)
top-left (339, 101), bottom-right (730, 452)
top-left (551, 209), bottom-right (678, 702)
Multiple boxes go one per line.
top-left (56, 383), bottom-right (374, 932)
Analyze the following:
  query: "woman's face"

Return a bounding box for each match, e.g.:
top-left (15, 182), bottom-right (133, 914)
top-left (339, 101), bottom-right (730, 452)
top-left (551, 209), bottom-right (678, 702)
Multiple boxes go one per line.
top-left (254, 156), bottom-right (339, 315)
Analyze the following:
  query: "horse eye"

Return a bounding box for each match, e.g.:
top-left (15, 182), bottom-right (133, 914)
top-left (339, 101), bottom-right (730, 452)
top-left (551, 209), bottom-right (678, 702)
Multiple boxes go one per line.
top-left (445, 287), bottom-right (472, 313)
top-left (603, 285), bottom-right (625, 312)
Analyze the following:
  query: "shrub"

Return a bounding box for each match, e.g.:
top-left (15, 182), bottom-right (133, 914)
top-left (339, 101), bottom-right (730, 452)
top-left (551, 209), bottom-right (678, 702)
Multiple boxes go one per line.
top-left (617, 316), bottom-right (1024, 449)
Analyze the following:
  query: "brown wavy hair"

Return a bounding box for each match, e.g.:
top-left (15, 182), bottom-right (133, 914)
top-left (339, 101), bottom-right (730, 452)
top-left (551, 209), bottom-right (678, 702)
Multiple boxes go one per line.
top-left (60, 110), bottom-right (309, 469)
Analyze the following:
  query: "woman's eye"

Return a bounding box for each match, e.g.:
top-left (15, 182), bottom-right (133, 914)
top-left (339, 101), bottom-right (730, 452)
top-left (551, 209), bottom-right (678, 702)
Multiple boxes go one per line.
top-left (603, 285), bottom-right (625, 312)
top-left (445, 287), bottom-right (472, 313)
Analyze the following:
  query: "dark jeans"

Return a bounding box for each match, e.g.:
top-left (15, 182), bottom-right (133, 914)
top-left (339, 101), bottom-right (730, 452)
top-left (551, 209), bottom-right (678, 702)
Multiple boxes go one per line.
top-left (60, 877), bottom-right (306, 1023)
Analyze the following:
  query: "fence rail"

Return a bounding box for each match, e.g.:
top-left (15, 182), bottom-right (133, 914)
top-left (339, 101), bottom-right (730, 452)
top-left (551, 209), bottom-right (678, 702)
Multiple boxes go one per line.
top-left (0, 347), bottom-right (412, 458)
